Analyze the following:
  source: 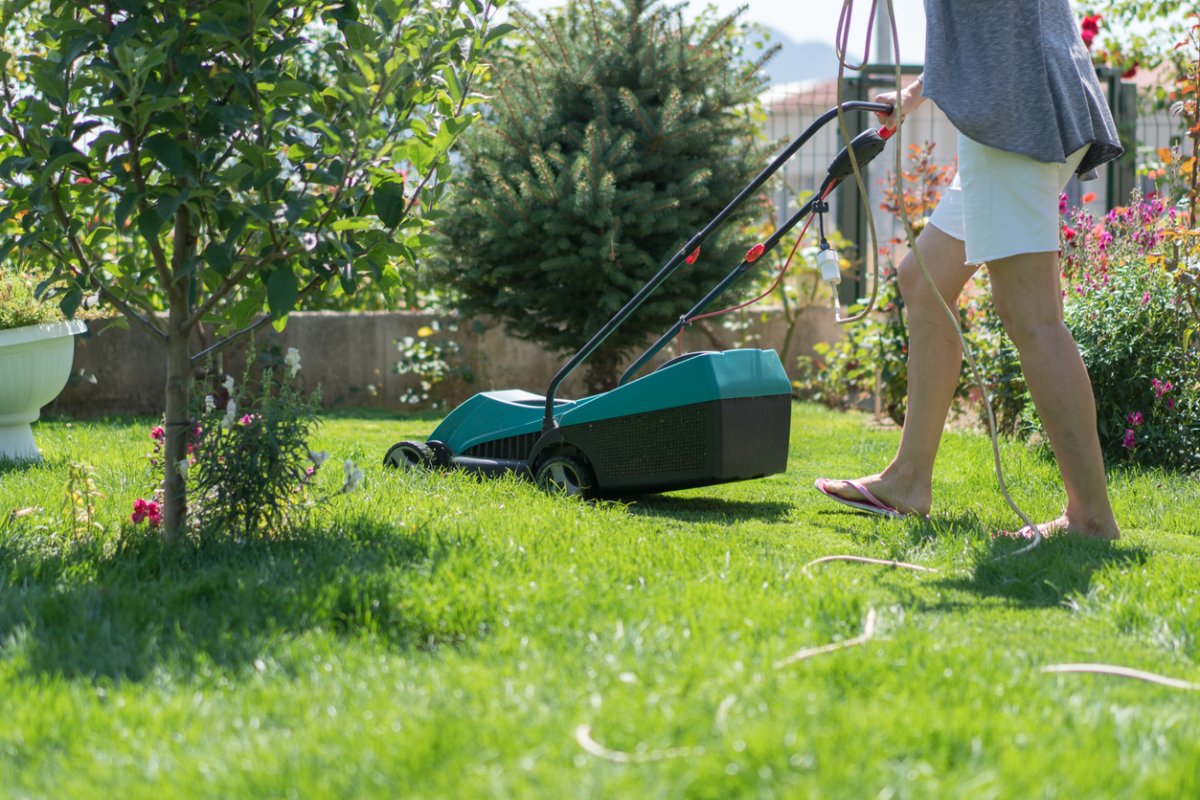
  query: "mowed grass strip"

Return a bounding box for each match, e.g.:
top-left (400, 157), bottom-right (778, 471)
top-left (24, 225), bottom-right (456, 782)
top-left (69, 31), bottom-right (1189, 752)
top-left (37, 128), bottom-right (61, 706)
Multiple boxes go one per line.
top-left (0, 404), bottom-right (1197, 798)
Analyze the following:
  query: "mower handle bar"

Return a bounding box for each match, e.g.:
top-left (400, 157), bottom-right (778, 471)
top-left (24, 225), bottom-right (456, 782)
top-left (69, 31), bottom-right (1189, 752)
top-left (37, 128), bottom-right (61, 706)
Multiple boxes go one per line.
top-left (541, 100), bottom-right (894, 430)
top-left (618, 120), bottom-right (894, 385)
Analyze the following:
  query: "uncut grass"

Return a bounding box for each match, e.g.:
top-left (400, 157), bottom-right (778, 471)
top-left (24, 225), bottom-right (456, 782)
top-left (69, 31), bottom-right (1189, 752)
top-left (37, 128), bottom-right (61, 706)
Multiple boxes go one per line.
top-left (0, 405), bottom-right (1198, 798)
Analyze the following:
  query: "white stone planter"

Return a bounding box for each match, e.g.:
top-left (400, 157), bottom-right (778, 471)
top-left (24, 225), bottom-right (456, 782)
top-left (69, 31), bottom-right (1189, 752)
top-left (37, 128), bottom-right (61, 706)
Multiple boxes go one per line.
top-left (0, 319), bottom-right (87, 462)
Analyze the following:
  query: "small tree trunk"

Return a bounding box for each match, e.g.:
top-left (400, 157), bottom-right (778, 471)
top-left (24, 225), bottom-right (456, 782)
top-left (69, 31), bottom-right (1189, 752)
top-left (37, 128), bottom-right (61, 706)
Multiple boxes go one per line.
top-left (162, 317), bottom-right (190, 541)
top-left (161, 206), bottom-right (196, 540)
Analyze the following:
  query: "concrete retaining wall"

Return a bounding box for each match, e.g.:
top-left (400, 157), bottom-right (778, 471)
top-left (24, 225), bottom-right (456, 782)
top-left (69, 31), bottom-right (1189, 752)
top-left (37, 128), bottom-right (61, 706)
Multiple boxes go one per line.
top-left (46, 308), bottom-right (841, 418)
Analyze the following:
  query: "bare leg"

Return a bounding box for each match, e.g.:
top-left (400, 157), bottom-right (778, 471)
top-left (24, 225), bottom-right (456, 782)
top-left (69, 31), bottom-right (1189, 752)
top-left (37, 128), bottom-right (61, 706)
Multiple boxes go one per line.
top-left (988, 251), bottom-right (1120, 539)
top-left (821, 225), bottom-right (976, 516)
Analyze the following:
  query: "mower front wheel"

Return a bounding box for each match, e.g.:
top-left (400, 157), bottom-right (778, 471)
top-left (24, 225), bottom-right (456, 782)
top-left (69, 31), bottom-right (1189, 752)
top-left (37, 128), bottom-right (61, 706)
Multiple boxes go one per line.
top-left (384, 440), bottom-right (435, 470)
top-left (534, 455), bottom-right (594, 498)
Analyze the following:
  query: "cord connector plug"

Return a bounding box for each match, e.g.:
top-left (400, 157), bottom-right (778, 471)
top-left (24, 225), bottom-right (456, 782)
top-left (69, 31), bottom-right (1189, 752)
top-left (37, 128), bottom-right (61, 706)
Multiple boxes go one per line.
top-left (816, 246), bottom-right (841, 286)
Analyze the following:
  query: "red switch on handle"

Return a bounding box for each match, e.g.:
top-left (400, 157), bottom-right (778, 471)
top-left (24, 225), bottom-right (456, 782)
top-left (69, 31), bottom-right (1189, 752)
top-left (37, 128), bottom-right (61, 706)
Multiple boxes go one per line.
top-left (879, 126), bottom-right (895, 140)
top-left (745, 243), bottom-right (766, 263)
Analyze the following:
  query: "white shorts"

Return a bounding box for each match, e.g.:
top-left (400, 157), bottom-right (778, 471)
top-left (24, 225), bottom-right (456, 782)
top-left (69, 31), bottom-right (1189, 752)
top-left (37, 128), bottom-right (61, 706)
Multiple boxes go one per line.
top-left (927, 132), bottom-right (1088, 265)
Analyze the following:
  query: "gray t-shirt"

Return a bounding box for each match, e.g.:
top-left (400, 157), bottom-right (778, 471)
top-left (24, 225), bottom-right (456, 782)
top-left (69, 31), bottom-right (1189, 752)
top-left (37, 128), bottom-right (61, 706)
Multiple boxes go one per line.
top-left (922, 0), bottom-right (1122, 176)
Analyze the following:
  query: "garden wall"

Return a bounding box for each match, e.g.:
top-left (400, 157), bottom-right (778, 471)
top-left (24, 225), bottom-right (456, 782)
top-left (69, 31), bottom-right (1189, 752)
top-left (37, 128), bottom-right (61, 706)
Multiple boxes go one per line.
top-left (47, 308), bottom-right (840, 418)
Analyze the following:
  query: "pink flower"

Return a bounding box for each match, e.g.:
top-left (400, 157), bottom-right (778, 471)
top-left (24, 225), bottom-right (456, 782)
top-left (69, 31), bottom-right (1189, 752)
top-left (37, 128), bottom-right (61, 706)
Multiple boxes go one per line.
top-left (1059, 193), bottom-right (1068, 215)
top-left (131, 498), bottom-right (161, 525)
top-left (1141, 291), bottom-right (1151, 306)
top-left (1166, 397), bottom-right (1176, 410)
top-left (1152, 378), bottom-right (1174, 398)
top-left (1062, 225), bottom-right (1077, 242)
top-left (151, 425), bottom-right (165, 441)
top-left (1121, 428), bottom-right (1136, 450)
top-left (1127, 411), bottom-right (1143, 427)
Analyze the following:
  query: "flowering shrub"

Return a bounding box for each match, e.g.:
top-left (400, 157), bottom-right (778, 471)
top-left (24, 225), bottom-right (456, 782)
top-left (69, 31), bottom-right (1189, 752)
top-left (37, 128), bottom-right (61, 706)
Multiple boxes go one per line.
top-left (128, 347), bottom-right (368, 537)
top-left (995, 191), bottom-right (1200, 470)
top-left (394, 320), bottom-right (474, 408)
top-left (188, 359), bottom-right (323, 539)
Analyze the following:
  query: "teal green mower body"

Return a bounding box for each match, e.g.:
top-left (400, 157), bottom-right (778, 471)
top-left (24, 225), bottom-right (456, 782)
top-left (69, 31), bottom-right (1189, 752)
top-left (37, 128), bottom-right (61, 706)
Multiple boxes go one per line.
top-left (388, 349), bottom-right (792, 497)
top-left (384, 101), bottom-right (895, 497)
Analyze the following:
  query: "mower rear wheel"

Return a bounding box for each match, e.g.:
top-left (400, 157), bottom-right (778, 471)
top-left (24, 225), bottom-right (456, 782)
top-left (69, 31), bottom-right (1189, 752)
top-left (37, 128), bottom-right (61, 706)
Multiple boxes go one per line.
top-left (534, 455), bottom-right (594, 498)
top-left (384, 440), bottom-right (435, 470)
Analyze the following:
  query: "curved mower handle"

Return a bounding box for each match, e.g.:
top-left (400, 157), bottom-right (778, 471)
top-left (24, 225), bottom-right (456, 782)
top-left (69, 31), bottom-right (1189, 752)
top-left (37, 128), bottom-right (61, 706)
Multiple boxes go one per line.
top-left (541, 101), bottom-right (894, 430)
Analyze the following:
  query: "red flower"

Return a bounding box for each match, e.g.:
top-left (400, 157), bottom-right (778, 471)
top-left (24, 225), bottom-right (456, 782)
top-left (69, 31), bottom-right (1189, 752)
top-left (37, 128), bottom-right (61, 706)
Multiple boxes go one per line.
top-left (1122, 62), bottom-right (1139, 79)
top-left (1121, 428), bottom-right (1136, 450)
top-left (1062, 225), bottom-right (1077, 242)
top-left (1080, 14), bottom-right (1101, 49)
top-left (151, 425), bottom-right (165, 441)
top-left (131, 498), bottom-right (161, 525)
top-left (1081, 192), bottom-right (1096, 204)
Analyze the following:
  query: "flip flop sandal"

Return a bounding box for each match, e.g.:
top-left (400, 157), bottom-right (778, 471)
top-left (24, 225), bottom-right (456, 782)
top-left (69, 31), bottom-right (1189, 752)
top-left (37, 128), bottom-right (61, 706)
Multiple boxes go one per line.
top-left (813, 477), bottom-right (905, 519)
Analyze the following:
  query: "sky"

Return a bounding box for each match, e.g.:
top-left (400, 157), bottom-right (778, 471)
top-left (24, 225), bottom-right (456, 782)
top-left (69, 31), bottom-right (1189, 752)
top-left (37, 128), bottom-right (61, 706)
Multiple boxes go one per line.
top-left (511, 0), bottom-right (929, 66)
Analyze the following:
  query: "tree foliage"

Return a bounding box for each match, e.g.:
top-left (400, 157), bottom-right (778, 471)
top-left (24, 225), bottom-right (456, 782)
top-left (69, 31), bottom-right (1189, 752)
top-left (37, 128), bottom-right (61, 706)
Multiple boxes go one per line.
top-left (0, 0), bottom-right (508, 535)
top-left (438, 0), bottom-right (774, 391)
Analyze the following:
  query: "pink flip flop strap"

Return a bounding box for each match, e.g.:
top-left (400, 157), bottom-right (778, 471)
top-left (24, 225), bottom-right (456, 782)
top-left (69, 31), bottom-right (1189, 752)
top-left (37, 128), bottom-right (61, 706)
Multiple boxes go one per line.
top-left (845, 479), bottom-right (900, 515)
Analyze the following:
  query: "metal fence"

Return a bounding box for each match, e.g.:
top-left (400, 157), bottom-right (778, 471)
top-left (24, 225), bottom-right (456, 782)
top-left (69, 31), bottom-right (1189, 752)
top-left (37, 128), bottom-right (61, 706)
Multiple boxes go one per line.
top-left (760, 65), bottom-right (1188, 299)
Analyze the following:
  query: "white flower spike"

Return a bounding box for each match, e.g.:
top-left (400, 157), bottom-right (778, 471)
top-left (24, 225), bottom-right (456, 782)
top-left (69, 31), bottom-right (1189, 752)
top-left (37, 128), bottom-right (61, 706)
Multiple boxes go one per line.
top-left (284, 347), bottom-right (302, 378)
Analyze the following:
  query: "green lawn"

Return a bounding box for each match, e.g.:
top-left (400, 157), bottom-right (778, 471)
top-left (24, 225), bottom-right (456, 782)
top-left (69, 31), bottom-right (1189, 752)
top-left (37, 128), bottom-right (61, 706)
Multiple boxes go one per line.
top-left (2, 404), bottom-right (1198, 798)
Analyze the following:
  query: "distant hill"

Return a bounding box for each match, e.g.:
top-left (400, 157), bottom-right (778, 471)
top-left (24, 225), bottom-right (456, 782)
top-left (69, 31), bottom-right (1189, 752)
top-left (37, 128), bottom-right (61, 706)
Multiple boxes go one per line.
top-left (757, 29), bottom-right (859, 86)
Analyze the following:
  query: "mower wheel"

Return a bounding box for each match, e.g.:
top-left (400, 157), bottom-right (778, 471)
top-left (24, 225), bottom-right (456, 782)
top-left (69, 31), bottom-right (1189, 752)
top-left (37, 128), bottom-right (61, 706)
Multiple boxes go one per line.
top-left (426, 440), bottom-right (454, 468)
top-left (384, 440), bottom-right (435, 470)
top-left (534, 455), bottom-right (594, 498)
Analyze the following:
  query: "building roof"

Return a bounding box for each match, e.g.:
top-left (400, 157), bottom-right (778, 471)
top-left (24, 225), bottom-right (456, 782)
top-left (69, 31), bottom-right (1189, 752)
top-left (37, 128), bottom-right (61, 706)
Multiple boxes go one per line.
top-left (759, 74), bottom-right (922, 113)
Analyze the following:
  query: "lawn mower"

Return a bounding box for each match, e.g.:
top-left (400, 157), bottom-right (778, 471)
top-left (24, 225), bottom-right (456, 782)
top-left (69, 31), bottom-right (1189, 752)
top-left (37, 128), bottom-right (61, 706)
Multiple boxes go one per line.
top-left (384, 101), bottom-right (895, 497)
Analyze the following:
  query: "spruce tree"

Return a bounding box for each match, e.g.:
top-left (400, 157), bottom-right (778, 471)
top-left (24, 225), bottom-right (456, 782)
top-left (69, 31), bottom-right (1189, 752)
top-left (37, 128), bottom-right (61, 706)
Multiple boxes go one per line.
top-left (439, 0), bottom-right (774, 392)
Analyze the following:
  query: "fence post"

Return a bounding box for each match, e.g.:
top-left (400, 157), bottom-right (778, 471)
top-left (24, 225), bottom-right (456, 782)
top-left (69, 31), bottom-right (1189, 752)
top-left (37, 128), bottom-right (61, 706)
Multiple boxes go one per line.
top-left (1111, 76), bottom-right (1139, 207)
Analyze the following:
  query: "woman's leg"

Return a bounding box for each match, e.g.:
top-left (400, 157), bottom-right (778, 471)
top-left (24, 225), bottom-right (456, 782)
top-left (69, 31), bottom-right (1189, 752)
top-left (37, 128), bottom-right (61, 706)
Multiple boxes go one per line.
top-left (987, 251), bottom-right (1120, 539)
top-left (820, 224), bottom-right (977, 516)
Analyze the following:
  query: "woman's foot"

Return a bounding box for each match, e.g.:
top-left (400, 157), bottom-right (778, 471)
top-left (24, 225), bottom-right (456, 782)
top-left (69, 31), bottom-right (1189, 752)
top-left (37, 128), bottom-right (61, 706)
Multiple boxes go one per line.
top-left (1000, 511), bottom-right (1121, 541)
top-left (813, 473), bottom-right (931, 518)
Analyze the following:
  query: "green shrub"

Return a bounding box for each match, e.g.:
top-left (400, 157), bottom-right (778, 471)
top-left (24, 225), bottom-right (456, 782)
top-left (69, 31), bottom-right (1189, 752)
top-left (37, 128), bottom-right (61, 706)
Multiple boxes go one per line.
top-left (438, 0), bottom-right (774, 391)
